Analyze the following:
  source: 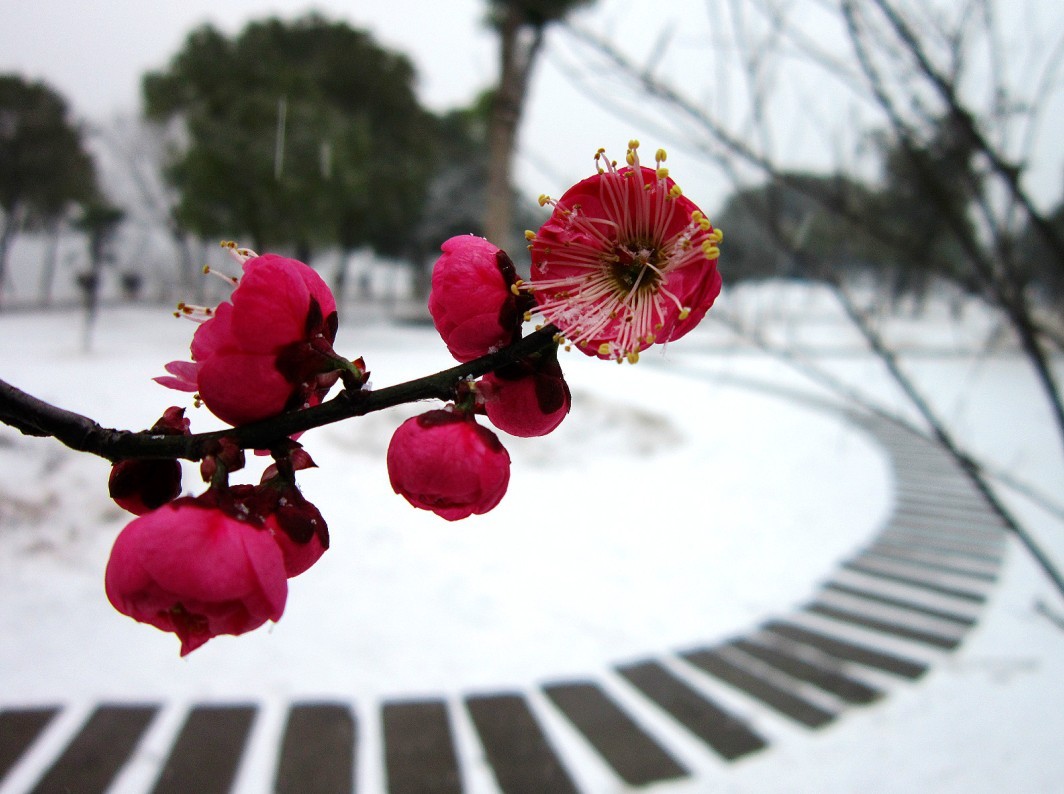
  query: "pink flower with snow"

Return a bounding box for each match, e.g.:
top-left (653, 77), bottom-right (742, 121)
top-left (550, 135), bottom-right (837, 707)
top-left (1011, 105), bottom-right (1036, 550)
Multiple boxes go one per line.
top-left (428, 235), bottom-right (524, 362)
top-left (387, 409), bottom-right (510, 520)
top-left (157, 246), bottom-right (354, 426)
top-left (105, 498), bottom-right (288, 655)
top-left (524, 142), bottom-right (722, 363)
top-left (480, 354), bottom-right (571, 437)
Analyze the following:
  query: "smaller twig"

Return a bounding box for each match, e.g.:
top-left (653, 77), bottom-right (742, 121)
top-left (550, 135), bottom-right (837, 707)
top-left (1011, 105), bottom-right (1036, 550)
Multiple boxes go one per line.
top-left (1035, 599), bottom-right (1064, 632)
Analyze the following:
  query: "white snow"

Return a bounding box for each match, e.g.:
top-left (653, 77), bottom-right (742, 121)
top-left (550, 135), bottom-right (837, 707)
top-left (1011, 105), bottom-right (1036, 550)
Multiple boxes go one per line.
top-left (1, 280), bottom-right (1063, 792)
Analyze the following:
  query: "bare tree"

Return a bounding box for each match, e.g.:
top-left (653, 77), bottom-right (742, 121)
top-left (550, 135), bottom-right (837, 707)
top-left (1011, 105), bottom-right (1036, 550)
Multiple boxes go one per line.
top-left (553, 0), bottom-right (1064, 597)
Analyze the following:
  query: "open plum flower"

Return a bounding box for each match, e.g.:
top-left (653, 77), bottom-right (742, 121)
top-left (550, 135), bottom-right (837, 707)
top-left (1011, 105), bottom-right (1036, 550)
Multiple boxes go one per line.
top-left (157, 246), bottom-right (362, 426)
top-left (523, 141), bottom-right (723, 363)
top-left (105, 497), bottom-right (289, 655)
top-left (387, 409), bottom-right (510, 521)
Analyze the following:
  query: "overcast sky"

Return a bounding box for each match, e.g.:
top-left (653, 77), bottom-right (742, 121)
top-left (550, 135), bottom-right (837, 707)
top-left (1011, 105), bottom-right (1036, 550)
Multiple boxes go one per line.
top-left (1, 0), bottom-right (1061, 216)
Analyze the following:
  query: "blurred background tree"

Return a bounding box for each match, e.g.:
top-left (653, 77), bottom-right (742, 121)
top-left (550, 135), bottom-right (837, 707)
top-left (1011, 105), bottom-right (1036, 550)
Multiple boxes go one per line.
top-left (74, 200), bottom-right (125, 350)
top-left (0, 74), bottom-right (97, 308)
top-left (142, 15), bottom-right (437, 301)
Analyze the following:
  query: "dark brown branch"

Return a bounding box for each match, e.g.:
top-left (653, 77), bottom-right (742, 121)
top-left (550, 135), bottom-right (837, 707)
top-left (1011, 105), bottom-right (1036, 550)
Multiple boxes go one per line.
top-left (0, 324), bottom-right (560, 463)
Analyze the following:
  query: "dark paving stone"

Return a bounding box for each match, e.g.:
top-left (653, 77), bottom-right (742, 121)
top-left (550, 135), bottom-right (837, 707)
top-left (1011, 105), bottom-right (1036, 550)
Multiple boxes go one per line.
top-left (30, 704), bottom-right (157, 794)
top-left (544, 680), bottom-right (688, 785)
top-left (842, 560), bottom-right (988, 602)
top-left (151, 704), bottom-right (255, 794)
top-left (762, 621), bottom-right (927, 679)
top-left (275, 702), bottom-right (356, 794)
top-left (465, 693), bottom-right (578, 794)
top-left (877, 529), bottom-right (1005, 562)
top-left (680, 649), bottom-right (836, 728)
top-left (859, 549), bottom-right (998, 582)
top-left (617, 660), bottom-right (767, 761)
top-left (0, 707), bottom-right (57, 782)
top-left (805, 603), bottom-right (961, 650)
top-left (729, 638), bottom-right (881, 705)
top-left (382, 699), bottom-right (462, 794)
top-left (823, 581), bottom-right (977, 625)
top-left (865, 543), bottom-right (1002, 577)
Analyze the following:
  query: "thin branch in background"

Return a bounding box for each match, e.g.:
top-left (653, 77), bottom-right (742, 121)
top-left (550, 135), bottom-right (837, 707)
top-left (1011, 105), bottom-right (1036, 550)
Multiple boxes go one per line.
top-left (840, 0), bottom-right (1064, 456)
top-left (710, 305), bottom-right (1064, 524)
top-left (828, 278), bottom-right (1064, 599)
top-left (867, 0), bottom-right (1064, 264)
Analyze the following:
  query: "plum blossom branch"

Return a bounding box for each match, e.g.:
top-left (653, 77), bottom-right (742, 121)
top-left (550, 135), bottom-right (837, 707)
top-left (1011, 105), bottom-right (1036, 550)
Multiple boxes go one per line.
top-left (0, 324), bottom-right (560, 463)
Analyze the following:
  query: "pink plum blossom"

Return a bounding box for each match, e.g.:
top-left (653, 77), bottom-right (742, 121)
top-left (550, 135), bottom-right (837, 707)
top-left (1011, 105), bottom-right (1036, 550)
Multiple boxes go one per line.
top-left (157, 249), bottom-right (349, 426)
top-left (387, 409), bottom-right (510, 520)
top-left (525, 142), bottom-right (722, 363)
top-left (480, 354), bottom-right (570, 437)
top-left (105, 498), bottom-right (288, 655)
top-left (428, 235), bottom-right (523, 362)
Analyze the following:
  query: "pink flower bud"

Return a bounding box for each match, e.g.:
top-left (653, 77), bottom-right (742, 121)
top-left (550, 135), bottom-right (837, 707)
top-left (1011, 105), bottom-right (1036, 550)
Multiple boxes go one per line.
top-left (387, 410), bottom-right (510, 520)
top-left (108, 458), bottom-right (183, 515)
top-left (108, 408), bottom-right (191, 515)
top-left (481, 355), bottom-right (571, 437)
top-left (428, 236), bottom-right (521, 362)
top-left (105, 499), bottom-right (288, 655)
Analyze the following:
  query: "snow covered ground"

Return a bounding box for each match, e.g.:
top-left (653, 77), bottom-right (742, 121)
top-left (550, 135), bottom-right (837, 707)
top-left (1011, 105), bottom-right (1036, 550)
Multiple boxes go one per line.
top-left (1, 280), bottom-right (1063, 792)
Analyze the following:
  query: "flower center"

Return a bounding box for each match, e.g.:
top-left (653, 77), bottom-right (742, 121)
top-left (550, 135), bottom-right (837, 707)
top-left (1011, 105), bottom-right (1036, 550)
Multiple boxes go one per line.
top-left (610, 239), bottom-right (662, 294)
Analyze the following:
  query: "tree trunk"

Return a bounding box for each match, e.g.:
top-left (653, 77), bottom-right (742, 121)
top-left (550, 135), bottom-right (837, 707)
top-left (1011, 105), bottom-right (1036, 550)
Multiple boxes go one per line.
top-left (38, 220), bottom-right (62, 306)
top-left (0, 205), bottom-right (25, 309)
top-left (484, 7), bottom-right (544, 251)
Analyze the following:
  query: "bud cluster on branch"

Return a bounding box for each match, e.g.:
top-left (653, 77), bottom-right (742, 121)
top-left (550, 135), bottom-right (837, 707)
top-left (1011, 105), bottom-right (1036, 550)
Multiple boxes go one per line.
top-left (0, 141), bottom-right (722, 654)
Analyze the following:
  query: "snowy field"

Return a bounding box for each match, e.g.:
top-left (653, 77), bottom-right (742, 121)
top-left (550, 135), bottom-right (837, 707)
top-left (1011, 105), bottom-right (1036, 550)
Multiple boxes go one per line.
top-left (1, 280), bottom-right (1063, 792)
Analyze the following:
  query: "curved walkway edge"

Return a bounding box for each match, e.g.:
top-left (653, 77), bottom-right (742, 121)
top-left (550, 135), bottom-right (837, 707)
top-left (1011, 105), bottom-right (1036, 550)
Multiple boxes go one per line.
top-left (0, 410), bottom-right (1010, 793)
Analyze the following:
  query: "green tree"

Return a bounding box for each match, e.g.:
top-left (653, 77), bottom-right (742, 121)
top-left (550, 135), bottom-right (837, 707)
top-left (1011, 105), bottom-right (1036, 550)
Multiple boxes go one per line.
top-left (143, 15), bottom-right (435, 285)
top-left (0, 74), bottom-right (96, 305)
